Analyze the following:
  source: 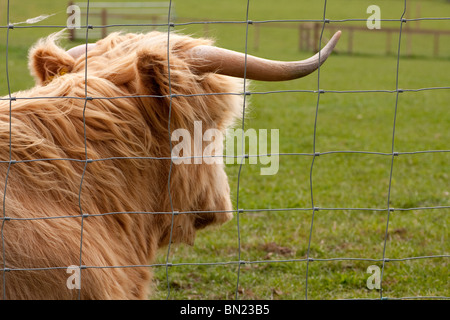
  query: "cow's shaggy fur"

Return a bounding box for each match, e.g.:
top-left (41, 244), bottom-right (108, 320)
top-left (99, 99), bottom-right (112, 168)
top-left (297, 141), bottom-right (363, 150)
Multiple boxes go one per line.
top-left (0, 31), bottom-right (244, 299)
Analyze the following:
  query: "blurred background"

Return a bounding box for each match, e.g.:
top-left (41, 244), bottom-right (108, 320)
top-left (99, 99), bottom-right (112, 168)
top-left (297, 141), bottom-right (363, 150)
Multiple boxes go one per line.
top-left (0, 0), bottom-right (448, 299)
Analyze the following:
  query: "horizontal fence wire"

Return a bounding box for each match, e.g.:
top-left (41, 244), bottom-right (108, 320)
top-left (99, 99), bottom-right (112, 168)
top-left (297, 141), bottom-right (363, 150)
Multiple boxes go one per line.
top-left (1, 0), bottom-right (448, 300)
top-left (2, 17), bottom-right (450, 29)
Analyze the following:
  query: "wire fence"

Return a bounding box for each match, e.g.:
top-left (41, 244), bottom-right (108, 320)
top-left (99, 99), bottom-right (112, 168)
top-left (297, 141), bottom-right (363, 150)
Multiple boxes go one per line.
top-left (0, 0), bottom-right (449, 300)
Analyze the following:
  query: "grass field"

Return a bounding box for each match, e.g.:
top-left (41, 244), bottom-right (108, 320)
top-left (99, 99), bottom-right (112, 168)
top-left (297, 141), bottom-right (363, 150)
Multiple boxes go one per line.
top-left (0, 0), bottom-right (448, 299)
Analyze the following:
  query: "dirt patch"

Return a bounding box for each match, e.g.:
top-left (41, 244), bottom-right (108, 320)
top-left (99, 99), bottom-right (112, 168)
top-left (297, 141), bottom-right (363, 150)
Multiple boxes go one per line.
top-left (261, 242), bottom-right (294, 256)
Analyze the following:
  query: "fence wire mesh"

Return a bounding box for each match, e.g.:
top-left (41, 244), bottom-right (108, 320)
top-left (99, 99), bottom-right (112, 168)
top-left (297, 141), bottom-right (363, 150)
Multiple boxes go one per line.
top-left (0, 0), bottom-right (449, 300)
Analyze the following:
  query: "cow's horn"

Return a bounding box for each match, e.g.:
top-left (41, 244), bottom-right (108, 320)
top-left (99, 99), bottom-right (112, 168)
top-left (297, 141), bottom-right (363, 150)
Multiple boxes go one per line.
top-left (188, 30), bottom-right (341, 81)
top-left (67, 43), bottom-right (97, 59)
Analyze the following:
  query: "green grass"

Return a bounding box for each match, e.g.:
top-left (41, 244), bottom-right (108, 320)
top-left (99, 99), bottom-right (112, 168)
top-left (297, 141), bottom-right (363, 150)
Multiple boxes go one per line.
top-left (0, 0), bottom-right (448, 300)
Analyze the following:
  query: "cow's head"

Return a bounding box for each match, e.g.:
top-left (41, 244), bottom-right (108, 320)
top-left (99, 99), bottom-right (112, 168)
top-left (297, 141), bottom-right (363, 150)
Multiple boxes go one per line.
top-left (26, 30), bottom-right (341, 246)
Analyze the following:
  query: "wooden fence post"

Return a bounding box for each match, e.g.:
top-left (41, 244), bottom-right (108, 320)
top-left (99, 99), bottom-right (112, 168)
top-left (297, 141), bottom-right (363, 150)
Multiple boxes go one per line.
top-left (415, 3), bottom-right (421, 29)
top-left (203, 22), bottom-right (209, 38)
top-left (307, 26), bottom-right (311, 52)
top-left (406, 29), bottom-right (413, 57)
top-left (386, 30), bottom-right (392, 55)
top-left (434, 33), bottom-right (440, 57)
top-left (101, 8), bottom-right (108, 39)
top-left (299, 24), bottom-right (303, 51)
top-left (152, 16), bottom-right (157, 30)
top-left (313, 22), bottom-right (320, 52)
top-left (253, 23), bottom-right (260, 51)
top-left (348, 28), bottom-right (353, 55)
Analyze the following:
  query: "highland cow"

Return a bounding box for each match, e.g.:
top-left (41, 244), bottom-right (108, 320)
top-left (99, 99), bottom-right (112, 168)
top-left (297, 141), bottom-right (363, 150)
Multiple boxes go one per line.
top-left (0, 30), bottom-right (340, 299)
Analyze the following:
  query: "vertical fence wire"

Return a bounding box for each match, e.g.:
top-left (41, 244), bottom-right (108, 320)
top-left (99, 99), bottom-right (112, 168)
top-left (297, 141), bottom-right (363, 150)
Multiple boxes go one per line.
top-left (76, 0), bottom-right (92, 300)
top-left (304, 0), bottom-right (328, 300)
top-left (0, 0), bottom-right (448, 300)
top-left (380, 0), bottom-right (407, 300)
top-left (164, 0), bottom-right (175, 300)
top-left (1, 0), bottom-right (12, 300)
top-left (234, 0), bottom-right (252, 300)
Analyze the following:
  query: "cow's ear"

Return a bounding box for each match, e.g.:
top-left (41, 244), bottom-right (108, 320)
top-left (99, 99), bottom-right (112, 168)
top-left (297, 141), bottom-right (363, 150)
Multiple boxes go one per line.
top-left (135, 48), bottom-right (190, 95)
top-left (135, 50), bottom-right (171, 95)
top-left (29, 37), bottom-right (75, 85)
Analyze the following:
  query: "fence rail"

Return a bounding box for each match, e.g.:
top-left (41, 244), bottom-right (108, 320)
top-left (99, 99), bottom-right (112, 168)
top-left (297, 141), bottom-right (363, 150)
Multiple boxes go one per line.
top-left (296, 22), bottom-right (450, 57)
top-left (68, 7), bottom-right (450, 59)
top-left (68, 1), bottom-right (176, 40)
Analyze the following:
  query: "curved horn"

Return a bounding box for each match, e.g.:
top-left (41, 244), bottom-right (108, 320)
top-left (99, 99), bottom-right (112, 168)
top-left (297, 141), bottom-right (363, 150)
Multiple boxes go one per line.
top-left (189, 31), bottom-right (341, 81)
top-left (66, 43), bottom-right (97, 59)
